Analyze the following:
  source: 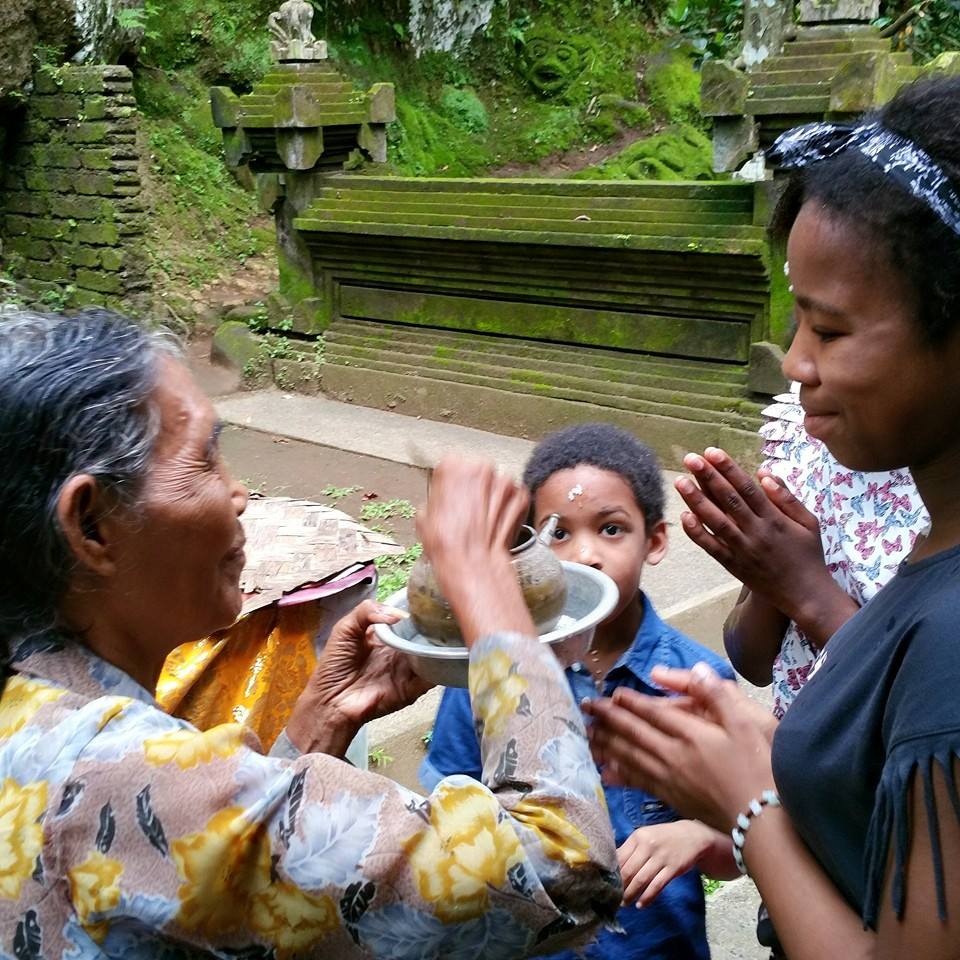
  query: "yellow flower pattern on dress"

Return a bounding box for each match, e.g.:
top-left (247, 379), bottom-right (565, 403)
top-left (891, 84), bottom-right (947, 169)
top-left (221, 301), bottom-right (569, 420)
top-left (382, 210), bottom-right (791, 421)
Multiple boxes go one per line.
top-left (403, 783), bottom-right (523, 923)
top-left (468, 649), bottom-right (528, 738)
top-left (0, 631), bottom-right (619, 957)
top-left (512, 798), bottom-right (591, 866)
top-left (144, 724), bottom-right (245, 769)
top-left (68, 851), bottom-right (124, 943)
top-left (171, 806), bottom-right (271, 936)
top-left (0, 778), bottom-right (46, 900)
top-left (172, 806), bottom-right (340, 955)
top-left (249, 880), bottom-right (339, 958)
top-left (0, 674), bottom-right (65, 738)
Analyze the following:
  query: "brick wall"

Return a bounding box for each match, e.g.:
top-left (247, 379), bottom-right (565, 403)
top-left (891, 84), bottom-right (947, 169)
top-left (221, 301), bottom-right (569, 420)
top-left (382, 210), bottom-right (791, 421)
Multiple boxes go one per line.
top-left (0, 64), bottom-right (150, 310)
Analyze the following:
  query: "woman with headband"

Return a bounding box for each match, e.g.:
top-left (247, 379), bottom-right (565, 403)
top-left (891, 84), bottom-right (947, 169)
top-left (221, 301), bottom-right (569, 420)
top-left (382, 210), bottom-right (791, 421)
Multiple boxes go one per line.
top-left (584, 75), bottom-right (960, 958)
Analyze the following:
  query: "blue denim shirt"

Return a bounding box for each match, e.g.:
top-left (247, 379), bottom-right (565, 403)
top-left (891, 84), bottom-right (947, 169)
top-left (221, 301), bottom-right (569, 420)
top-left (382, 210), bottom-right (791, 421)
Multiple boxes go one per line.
top-left (420, 594), bottom-right (736, 960)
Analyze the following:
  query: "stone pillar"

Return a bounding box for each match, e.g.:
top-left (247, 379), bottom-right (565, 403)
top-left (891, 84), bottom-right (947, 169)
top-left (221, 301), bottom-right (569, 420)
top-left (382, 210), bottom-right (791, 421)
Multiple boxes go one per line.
top-left (739, 0), bottom-right (795, 69)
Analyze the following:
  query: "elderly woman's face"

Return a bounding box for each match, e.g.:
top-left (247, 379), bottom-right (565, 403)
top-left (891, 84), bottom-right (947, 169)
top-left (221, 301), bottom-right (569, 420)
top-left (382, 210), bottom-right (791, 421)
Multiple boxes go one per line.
top-left (111, 358), bottom-right (249, 648)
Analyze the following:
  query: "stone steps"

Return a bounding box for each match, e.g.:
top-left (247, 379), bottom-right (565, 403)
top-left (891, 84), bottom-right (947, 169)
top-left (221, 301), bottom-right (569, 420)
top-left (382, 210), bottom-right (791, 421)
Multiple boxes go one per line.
top-left (746, 94), bottom-right (831, 116)
top-left (319, 189), bottom-right (754, 217)
top-left (328, 319), bottom-right (751, 392)
top-left (747, 81), bottom-right (830, 100)
top-left (297, 178), bottom-right (768, 256)
top-left (751, 67), bottom-right (840, 87)
top-left (320, 326), bottom-right (764, 469)
top-left (328, 321), bottom-right (753, 402)
top-left (782, 37), bottom-right (890, 56)
top-left (241, 109), bottom-right (369, 128)
top-left (329, 352), bottom-right (762, 427)
top-left (307, 203), bottom-right (766, 241)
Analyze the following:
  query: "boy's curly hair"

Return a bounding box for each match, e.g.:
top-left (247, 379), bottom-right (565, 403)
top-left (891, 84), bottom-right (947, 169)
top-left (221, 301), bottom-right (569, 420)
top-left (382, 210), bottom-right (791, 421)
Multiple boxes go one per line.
top-left (522, 422), bottom-right (664, 529)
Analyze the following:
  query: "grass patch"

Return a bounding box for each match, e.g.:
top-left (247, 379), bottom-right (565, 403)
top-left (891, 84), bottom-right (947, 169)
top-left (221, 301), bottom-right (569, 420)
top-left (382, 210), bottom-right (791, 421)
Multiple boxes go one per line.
top-left (375, 543), bottom-right (423, 602)
top-left (321, 484), bottom-right (361, 501)
top-left (361, 498), bottom-right (417, 523)
top-left (367, 747), bottom-right (394, 767)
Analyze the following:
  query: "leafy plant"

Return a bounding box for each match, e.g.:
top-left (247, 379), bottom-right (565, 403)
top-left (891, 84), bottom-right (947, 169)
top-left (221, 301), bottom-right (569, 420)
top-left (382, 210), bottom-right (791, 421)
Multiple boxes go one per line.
top-left (321, 484), bottom-right (360, 501)
top-left (367, 747), bottom-right (393, 767)
top-left (375, 543), bottom-right (423, 601)
top-left (878, 0), bottom-right (960, 61)
top-left (39, 284), bottom-right (76, 311)
top-left (664, 0), bottom-right (743, 61)
top-left (360, 499), bottom-right (417, 522)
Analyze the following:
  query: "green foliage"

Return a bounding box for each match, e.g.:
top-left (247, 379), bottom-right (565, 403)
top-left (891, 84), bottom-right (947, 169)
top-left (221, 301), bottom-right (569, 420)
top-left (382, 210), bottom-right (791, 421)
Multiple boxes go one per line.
top-left (439, 86), bottom-right (489, 133)
top-left (367, 747), bottom-right (393, 767)
top-left (703, 877), bottom-right (723, 896)
top-left (878, 0), bottom-right (960, 62)
top-left (361, 498), bottom-right (417, 522)
top-left (664, 0), bottom-right (743, 61)
top-left (136, 0), bottom-right (275, 88)
top-left (38, 284), bottom-right (77, 311)
top-left (645, 50), bottom-right (704, 127)
top-left (134, 65), bottom-right (268, 293)
top-left (389, 95), bottom-right (490, 175)
top-left (321, 484), bottom-right (361, 501)
top-left (375, 543), bottom-right (423, 602)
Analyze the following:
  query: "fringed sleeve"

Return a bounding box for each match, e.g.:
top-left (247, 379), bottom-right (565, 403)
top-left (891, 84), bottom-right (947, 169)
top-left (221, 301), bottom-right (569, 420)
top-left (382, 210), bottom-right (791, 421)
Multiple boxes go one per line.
top-left (862, 603), bottom-right (960, 929)
top-left (863, 739), bottom-right (960, 927)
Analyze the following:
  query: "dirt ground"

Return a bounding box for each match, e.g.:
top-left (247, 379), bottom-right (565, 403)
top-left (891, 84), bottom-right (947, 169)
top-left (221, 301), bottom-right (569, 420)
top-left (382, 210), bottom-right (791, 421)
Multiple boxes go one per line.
top-left (220, 426), bottom-right (425, 549)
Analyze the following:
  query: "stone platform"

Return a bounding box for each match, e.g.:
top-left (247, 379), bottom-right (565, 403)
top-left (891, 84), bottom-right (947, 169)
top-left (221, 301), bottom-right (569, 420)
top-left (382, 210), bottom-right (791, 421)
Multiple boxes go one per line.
top-left (291, 176), bottom-right (779, 469)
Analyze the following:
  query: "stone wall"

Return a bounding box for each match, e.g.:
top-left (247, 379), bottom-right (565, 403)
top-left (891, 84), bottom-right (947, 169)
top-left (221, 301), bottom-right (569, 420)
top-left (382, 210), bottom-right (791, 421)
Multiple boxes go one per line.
top-left (0, 64), bottom-right (150, 310)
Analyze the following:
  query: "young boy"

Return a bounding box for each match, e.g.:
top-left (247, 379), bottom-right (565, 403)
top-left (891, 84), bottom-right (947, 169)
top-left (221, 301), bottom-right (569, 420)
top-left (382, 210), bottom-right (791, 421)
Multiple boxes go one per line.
top-left (421, 423), bottom-right (737, 960)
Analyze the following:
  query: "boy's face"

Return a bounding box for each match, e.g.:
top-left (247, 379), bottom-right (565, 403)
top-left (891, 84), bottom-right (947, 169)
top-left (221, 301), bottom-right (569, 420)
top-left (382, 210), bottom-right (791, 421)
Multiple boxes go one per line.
top-left (533, 464), bottom-right (667, 623)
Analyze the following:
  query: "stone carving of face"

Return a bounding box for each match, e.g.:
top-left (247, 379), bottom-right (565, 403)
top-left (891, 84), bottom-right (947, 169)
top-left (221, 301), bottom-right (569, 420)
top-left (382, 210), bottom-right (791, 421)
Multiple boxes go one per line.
top-left (521, 26), bottom-right (588, 97)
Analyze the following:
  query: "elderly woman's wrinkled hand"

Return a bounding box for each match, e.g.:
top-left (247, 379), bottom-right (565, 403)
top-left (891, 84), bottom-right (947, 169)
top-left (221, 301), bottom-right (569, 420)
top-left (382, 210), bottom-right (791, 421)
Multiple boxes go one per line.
top-left (286, 599), bottom-right (433, 757)
top-left (582, 663), bottom-right (776, 833)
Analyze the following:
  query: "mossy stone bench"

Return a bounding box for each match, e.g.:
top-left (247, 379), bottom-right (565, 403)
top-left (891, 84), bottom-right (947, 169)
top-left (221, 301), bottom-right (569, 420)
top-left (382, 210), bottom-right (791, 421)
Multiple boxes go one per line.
top-left (292, 176), bottom-right (778, 468)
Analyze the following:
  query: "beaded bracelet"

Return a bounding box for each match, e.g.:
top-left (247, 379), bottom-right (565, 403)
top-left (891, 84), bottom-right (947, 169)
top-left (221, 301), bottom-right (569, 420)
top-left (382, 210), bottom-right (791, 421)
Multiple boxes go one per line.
top-left (731, 789), bottom-right (782, 876)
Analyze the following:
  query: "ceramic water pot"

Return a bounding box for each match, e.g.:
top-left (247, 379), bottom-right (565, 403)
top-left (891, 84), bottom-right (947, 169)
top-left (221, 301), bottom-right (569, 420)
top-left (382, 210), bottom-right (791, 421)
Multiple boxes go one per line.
top-left (406, 525), bottom-right (567, 645)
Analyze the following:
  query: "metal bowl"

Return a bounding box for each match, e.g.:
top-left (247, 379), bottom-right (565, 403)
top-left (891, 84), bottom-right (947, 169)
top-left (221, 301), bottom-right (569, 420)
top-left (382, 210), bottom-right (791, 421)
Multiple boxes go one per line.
top-left (374, 562), bottom-right (619, 688)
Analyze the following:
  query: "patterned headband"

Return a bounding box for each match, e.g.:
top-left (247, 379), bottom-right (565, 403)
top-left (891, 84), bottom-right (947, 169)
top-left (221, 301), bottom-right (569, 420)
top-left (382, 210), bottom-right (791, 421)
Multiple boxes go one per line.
top-left (767, 121), bottom-right (960, 238)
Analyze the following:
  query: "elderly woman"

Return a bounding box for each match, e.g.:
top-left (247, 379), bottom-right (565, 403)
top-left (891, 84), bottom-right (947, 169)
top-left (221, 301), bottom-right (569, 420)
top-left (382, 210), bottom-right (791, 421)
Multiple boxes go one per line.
top-left (0, 309), bottom-right (620, 959)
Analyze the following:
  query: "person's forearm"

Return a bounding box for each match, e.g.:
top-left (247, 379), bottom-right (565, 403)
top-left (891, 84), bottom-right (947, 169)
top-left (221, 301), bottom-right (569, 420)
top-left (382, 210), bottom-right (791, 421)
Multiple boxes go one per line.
top-left (694, 825), bottom-right (742, 880)
top-left (723, 590), bottom-right (789, 685)
top-left (283, 701), bottom-right (357, 758)
top-left (743, 807), bottom-right (874, 959)
top-left (789, 579), bottom-right (860, 649)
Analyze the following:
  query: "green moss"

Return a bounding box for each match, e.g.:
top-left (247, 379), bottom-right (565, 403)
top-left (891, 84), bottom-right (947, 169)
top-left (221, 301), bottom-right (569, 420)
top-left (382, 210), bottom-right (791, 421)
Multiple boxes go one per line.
top-left (439, 86), bottom-right (488, 133)
top-left (389, 95), bottom-right (491, 176)
top-left (575, 123), bottom-right (715, 181)
top-left (766, 246), bottom-right (794, 348)
top-left (277, 248), bottom-right (315, 305)
top-left (645, 50), bottom-right (704, 128)
top-left (140, 115), bottom-right (267, 291)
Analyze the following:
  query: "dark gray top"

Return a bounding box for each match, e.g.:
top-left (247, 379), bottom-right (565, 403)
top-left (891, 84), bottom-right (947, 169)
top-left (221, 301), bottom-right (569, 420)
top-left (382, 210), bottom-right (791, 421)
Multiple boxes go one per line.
top-left (774, 543), bottom-right (960, 928)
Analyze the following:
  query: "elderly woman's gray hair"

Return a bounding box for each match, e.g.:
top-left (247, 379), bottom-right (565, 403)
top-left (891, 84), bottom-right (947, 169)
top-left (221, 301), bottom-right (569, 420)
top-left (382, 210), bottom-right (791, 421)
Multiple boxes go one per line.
top-left (0, 309), bottom-right (178, 642)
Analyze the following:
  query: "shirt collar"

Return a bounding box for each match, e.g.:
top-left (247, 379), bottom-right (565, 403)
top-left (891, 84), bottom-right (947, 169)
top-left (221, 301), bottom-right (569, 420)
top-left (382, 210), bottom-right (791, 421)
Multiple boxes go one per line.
top-left (10, 632), bottom-right (158, 706)
top-left (606, 593), bottom-right (674, 691)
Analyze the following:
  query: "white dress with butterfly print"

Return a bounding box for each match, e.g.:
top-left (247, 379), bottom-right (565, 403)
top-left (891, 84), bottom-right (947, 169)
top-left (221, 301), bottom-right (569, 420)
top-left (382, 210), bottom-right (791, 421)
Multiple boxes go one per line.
top-left (760, 383), bottom-right (930, 718)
